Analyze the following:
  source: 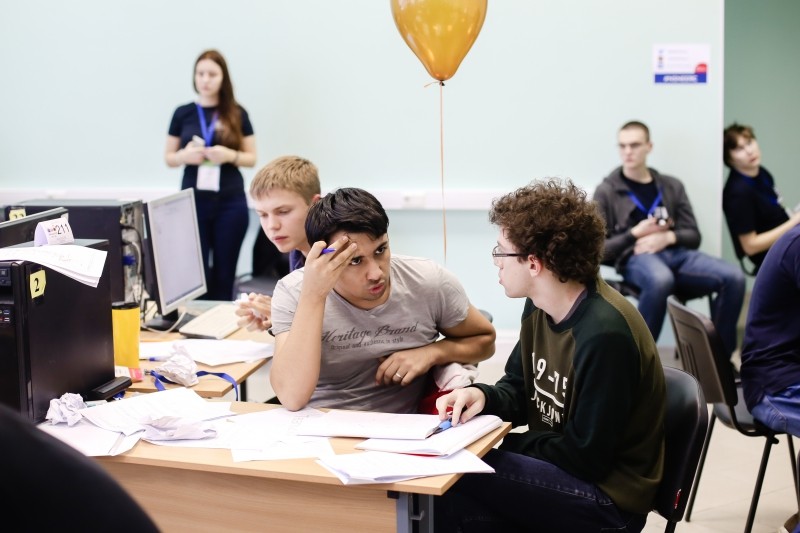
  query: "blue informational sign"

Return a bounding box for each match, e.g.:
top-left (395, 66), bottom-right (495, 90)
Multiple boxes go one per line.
top-left (653, 44), bottom-right (709, 85)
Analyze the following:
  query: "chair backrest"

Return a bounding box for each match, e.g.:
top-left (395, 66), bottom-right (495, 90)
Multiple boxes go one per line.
top-left (666, 295), bottom-right (739, 407)
top-left (653, 366), bottom-right (709, 525)
top-left (252, 229), bottom-right (290, 279)
top-left (0, 404), bottom-right (159, 531)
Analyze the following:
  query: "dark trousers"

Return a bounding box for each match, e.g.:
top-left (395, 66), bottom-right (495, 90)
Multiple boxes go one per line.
top-left (434, 448), bottom-right (647, 533)
top-left (195, 192), bottom-right (249, 300)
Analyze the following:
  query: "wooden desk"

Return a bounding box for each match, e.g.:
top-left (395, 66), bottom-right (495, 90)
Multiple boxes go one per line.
top-left (133, 327), bottom-right (273, 399)
top-left (98, 402), bottom-right (511, 533)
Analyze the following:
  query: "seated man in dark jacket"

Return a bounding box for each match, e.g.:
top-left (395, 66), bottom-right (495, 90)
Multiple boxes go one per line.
top-left (593, 120), bottom-right (745, 361)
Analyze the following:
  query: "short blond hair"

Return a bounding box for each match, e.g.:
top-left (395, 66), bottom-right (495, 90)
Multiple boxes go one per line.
top-left (250, 156), bottom-right (320, 202)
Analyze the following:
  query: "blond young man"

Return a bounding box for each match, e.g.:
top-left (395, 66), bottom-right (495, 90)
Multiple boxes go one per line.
top-left (236, 155), bottom-right (320, 330)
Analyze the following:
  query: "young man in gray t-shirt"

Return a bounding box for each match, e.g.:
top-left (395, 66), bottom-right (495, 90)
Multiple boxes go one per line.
top-left (270, 187), bottom-right (495, 413)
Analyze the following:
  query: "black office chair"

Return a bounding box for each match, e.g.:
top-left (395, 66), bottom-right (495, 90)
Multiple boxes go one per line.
top-left (666, 295), bottom-right (799, 533)
top-left (604, 276), bottom-right (711, 310)
top-left (652, 366), bottom-right (709, 533)
top-left (604, 276), bottom-right (712, 359)
top-left (0, 404), bottom-right (159, 531)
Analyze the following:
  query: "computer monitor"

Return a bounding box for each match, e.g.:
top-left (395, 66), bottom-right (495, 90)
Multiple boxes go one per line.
top-left (0, 207), bottom-right (69, 248)
top-left (142, 188), bottom-right (207, 330)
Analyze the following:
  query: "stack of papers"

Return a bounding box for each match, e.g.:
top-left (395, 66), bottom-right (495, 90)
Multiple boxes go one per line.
top-left (294, 410), bottom-right (455, 440)
top-left (39, 388), bottom-right (235, 456)
top-left (295, 410), bottom-right (502, 455)
top-left (293, 409), bottom-right (502, 484)
top-left (40, 400), bottom-right (503, 486)
top-left (0, 244), bottom-right (107, 288)
top-left (78, 387), bottom-right (233, 435)
top-left (139, 339), bottom-right (273, 366)
top-left (317, 449), bottom-right (494, 485)
top-left (356, 415), bottom-right (502, 456)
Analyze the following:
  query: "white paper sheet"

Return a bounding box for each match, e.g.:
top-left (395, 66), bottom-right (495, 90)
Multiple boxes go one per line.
top-left (294, 410), bottom-right (448, 440)
top-left (38, 419), bottom-right (139, 456)
top-left (356, 415), bottom-right (502, 456)
top-left (0, 244), bottom-right (107, 287)
top-left (142, 418), bottom-right (238, 448)
top-left (317, 449), bottom-right (494, 485)
top-left (228, 407), bottom-right (335, 461)
top-left (140, 339), bottom-right (272, 366)
top-left (79, 388), bottom-right (234, 435)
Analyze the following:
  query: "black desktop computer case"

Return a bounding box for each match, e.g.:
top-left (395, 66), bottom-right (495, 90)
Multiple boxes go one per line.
top-left (0, 239), bottom-right (115, 423)
top-left (5, 199), bottom-right (144, 304)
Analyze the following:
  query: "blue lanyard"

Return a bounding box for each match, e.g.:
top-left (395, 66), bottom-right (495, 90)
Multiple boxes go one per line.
top-left (195, 103), bottom-right (218, 147)
top-left (148, 369), bottom-right (239, 401)
top-left (627, 188), bottom-right (663, 217)
top-left (740, 172), bottom-right (780, 206)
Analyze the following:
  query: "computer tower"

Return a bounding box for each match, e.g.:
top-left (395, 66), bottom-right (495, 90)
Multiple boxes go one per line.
top-left (0, 239), bottom-right (114, 423)
top-left (5, 199), bottom-right (144, 303)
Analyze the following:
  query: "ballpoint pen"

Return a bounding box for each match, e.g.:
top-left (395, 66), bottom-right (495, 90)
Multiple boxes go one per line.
top-left (321, 248), bottom-right (336, 254)
top-left (432, 418), bottom-right (452, 436)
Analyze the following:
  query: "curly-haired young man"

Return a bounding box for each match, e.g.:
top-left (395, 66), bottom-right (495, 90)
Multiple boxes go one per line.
top-left (434, 178), bottom-right (666, 532)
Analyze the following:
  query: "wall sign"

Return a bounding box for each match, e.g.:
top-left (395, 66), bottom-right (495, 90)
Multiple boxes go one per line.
top-left (653, 44), bottom-right (709, 84)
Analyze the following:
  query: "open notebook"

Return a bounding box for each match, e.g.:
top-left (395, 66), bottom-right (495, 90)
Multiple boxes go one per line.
top-left (355, 414), bottom-right (503, 456)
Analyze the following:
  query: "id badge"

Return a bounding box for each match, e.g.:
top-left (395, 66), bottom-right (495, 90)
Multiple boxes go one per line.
top-left (197, 162), bottom-right (221, 192)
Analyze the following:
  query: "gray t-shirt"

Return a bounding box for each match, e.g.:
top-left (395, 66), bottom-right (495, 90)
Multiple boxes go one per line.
top-left (271, 255), bottom-right (470, 413)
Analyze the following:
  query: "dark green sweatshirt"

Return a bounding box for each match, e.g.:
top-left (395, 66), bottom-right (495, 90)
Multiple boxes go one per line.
top-left (474, 277), bottom-right (665, 514)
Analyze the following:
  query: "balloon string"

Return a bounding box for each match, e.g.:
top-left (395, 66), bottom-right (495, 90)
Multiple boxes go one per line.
top-left (424, 80), bottom-right (447, 262)
top-left (439, 81), bottom-right (446, 262)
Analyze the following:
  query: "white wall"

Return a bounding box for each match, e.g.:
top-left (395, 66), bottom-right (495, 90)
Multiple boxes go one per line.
top-left (1, 0), bottom-right (724, 332)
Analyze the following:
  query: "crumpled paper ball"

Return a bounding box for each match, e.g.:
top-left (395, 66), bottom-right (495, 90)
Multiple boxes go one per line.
top-left (140, 415), bottom-right (217, 441)
top-left (45, 393), bottom-right (88, 426)
top-left (154, 345), bottom-right (199, 387)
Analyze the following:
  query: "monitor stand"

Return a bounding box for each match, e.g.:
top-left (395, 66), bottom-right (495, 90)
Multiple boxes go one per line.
top-left (143, 310), bottom-right (196, 332)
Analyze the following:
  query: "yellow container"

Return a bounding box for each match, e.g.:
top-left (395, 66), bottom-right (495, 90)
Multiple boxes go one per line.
top-left (112, 301), bottom-right (140, 369)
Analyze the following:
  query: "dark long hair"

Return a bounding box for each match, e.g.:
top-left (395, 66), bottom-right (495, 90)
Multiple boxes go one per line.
top-left (193, 49), bottom-right (242, 149)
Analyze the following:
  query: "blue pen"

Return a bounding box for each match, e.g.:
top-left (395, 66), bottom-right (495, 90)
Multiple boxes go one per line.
top-left (432, 418), bottom-right (452, 435)
top-left (321, 248), bottom-right (336, 254)
top-left (147, 356), bottom-right (169, 362)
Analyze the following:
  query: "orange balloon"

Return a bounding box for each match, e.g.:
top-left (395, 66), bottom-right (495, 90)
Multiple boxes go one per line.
top-left (391, 0), bottom-right (488, 82)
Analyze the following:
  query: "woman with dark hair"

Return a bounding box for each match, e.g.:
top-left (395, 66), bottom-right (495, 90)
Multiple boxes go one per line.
top-left (722, 123), bottom-right (799, 275)
top-left (164, 49), bottom-right (257, 299)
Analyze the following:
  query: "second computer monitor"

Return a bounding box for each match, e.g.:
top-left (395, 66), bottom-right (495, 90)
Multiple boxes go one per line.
top-left (142, 188), bottom-right (206, 330)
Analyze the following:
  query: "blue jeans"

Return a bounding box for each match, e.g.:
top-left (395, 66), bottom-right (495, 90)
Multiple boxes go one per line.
top-left (751, 383), bottom-right (800, 437)
top-left (434, 449), bottom-right (647, 532)
top-left (623, 248), bottom-right (745, 357)
top-left (194, 192), bottom-right (249, 301)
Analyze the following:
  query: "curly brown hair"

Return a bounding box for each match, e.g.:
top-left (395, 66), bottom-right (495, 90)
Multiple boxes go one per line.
top-left (489, 178), bottom-right (606, 284)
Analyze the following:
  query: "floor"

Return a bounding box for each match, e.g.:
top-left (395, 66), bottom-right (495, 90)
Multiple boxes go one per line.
top-left (237, 332), bottom-right (800, 533)
top-left (643, 348), bottom-right (799, 533)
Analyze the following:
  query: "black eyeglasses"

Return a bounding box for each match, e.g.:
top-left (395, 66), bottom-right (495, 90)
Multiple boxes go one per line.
top-left (491, 245), bottom-right (528, 259)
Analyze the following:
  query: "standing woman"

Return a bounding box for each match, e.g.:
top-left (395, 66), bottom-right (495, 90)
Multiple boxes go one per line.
top-left (165, 49), bottom-right (256, 300)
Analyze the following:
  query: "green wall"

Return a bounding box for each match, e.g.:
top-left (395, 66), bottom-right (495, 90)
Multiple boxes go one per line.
top-left (723, 0), bottom-right (800, 270)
